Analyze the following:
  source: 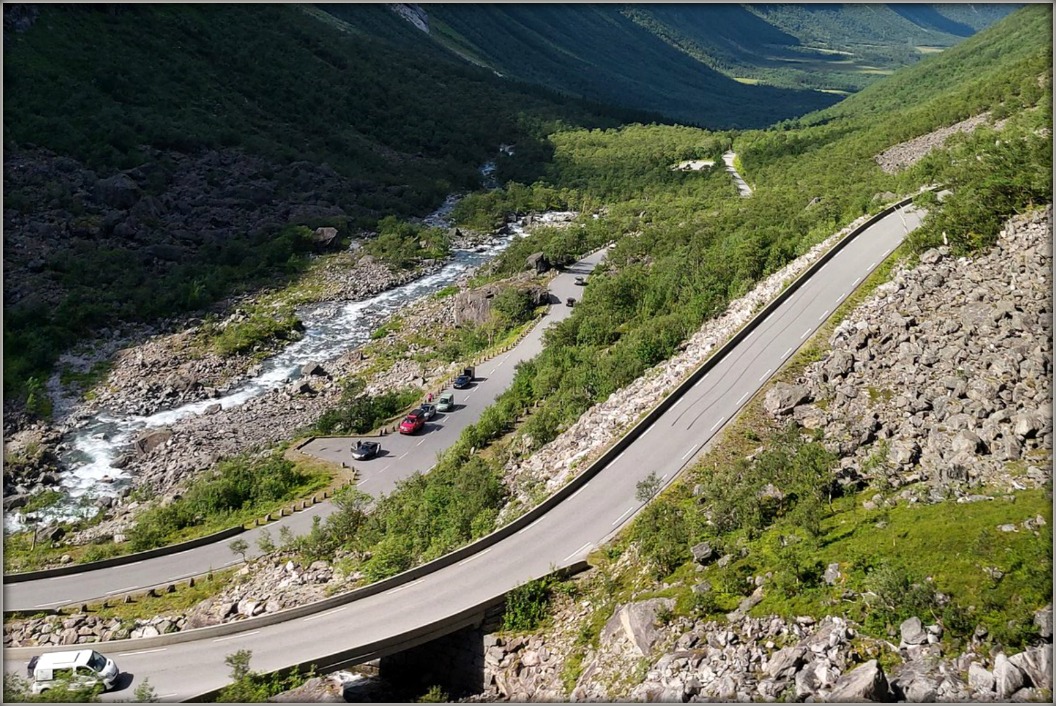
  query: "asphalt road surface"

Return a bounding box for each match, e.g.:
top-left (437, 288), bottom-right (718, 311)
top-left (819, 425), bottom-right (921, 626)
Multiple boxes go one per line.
top-left (2, 248), bottom-right (609, 612)
top-left (4, 203), bottom-right (924, 701)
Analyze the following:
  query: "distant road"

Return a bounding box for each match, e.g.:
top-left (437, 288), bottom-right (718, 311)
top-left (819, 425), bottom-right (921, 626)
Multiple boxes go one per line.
top-left (4, 205), bottom-right (925, 703)
top-left (2, 248), bottom-right (609, 611)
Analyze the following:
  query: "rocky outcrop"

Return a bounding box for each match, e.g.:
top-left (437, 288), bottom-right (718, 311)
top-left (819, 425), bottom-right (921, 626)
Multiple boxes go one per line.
top-left (875, 112), bottom-right (1005, 174)
top-left (771, 207), bottom-right (1052, 498)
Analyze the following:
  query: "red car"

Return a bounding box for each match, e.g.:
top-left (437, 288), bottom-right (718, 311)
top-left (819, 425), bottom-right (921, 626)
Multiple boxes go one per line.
top-left (398, 411), bottom-right (425, 434)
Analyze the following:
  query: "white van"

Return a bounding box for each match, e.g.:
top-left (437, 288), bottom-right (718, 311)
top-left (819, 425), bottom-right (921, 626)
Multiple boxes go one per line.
top-left (27, 649), bottom-right (119, 694)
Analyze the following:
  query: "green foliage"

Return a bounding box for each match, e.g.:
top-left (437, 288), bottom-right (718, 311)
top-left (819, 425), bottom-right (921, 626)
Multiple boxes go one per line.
top-left (363, 217), bottom-right (451, 270)
top-left (314, 380), bottom-right (420, 435)
top-left (503, 576), bottom-right (556, 631)
top-left (126, 453), bottom-right (321, 551)
top-left (417, 685), bottom-right (449, 703)
top-left (228, 538), bottom-right (249, 561)
top-left (132, 679), bottom-right (160, 703)
top-left (206, 308), bottom-right (304, 359)
top-left (635, 471), bottom-right (662, 503)
top-left (491, 287), bottom-right (537, 327)
top-left (2, 673), bottom-right (100, 702)
top-left (631, 497), bottom-right (693, 578)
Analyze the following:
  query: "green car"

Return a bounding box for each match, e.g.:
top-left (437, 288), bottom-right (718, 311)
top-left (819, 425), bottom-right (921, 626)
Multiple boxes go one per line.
top-left (437, 391), bottom-right (455, 412)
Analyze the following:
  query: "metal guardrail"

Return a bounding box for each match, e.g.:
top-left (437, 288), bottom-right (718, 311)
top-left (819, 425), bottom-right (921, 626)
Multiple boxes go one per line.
top-left (3, 198), bottom-right (920, 654)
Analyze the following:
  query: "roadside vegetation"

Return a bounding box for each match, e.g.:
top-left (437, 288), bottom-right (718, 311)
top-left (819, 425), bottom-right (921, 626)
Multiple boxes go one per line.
top-left (255, 6), bottom-right (1051, 594)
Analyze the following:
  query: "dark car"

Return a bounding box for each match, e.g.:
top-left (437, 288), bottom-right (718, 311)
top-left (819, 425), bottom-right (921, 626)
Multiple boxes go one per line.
top-left (398, 411), bottom-right (426, 434)
top-left (351, 440), bottom-right (381, 461)
top-left (453, 374), bottom-right (472, 389)
top-left (574, 276), bottom-right (587, 286)
top-left (566, 297), bottom-right (576, 307)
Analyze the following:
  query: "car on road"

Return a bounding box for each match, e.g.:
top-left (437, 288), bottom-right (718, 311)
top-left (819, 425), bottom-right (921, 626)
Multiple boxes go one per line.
top-left (418, 403), bottom-right (437, 420)
top-left (453, 374), bottom-right (472, 389)
top-left (27, 650), bottom-right (119, 695)
top-left (398, 411), bottom-right (426, 434)
top-left (566, 297), bottom-right (576, 307)
top-left (574, 275), bottom-right (587, 286)
top-left (437, 392), bottom-right (455, 412)
top-left (351, 440), bottom-right (381, 461)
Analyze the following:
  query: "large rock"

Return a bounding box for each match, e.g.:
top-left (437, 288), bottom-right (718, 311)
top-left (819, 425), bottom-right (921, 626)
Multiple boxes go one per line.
top-left (600, 598), bottom-right (675, 657)
top-left (899, 616), bottom-right (928, 646)
top-left (766, 645), bottom-right (806, 679)
top-left (827, 660), bottom-right (890, 702)
top-left (993, 652), bottom-right (1026, 699)
top-left (1034, 604), bottom-right (1053, 640)
top-left (690, 542), bottom-right (715, 565)
top-left (764, 383), bottom-right (811, 416)
top-left (525, 252), bottom-right (550, 274)
top-left (95, 173), bottom-right (141, 209)
top-left (968, 662), bottom-right (995, 694)
top-left (1009, 644), bottom-right (1052, 690)
top-left (134, 428), bottom-right (173, 456)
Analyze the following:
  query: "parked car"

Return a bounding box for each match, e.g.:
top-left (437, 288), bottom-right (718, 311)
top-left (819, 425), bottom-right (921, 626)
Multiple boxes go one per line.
top-left (453, 374), bottom-right (472, 389)
top-left (418, 403), bottom-right (437, 420)
top-left (566, 297), bottom-right (576, 307)
top-left (351, 440), bottom-right (381, 461)
top-left (437, 391), bottom-right (455, 412)
top-left (27, 650), bottom-right (119, 695)
top-left (398, 411), bottom-right (426, 434)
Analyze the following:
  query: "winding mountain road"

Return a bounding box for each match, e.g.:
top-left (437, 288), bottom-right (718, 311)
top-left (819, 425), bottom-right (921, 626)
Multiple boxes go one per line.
top-left (2, 248), bottom-right (608, 612)
top-left (4, 204), bottom-right (925, 702)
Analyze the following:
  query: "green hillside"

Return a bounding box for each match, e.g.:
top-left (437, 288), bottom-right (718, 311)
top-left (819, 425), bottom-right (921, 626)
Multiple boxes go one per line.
top-left (343, 3), bottom-right (843, 128)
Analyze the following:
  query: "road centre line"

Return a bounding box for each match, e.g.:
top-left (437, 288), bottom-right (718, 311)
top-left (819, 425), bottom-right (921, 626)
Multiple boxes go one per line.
top-left (118, 648), bottom-right (167, 657)
top-left (612, 506), bottom-right (635, 526)
top-left (457, 548), bottom-right (492, 566)
top-left (562, 543), bottom-right (592, 563)
top-left (213, 630), bottom-right (259, 643)
top-left (399, 452), bottom-right (409, 459)
top-left (709, 416), bottom-right (726, 432)
top-left (416, 438), bottom-right (426, 446)
top-left (390, 578), bottom-right (426, 592)
top-left (302, 605), bottom-right (349, 623)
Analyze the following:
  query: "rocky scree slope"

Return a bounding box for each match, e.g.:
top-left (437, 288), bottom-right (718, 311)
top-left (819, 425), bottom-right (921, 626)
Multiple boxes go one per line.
top-left (464, 209), bottom-right (1053, 703)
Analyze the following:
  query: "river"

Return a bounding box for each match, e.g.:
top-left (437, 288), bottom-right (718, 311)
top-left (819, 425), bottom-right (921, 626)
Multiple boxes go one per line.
top-left (9, 160), bottom-right (536, 531)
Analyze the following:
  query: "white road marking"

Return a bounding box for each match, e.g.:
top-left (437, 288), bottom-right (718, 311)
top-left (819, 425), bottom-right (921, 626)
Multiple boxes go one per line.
top-left (681, 445), bottom-right (697, 460)
top-left (709, 416), bottom-right (726, 432)
top-left (109, 585), bottom-right (139, 595)
top-left (737, 391), bottom-right (751, 405)
top-left (489, 367), bottom-right (498, 375)
top-left (464, 392), bottom-right (474, 400)
top-left (562, 542), bottom-right (592, 563)
top-left (380, 464), bottom-right (391, 472)
top-left (613, 449), bottom-right (627, 463)
top-left (568, 486), bottom-right (586, 501)
top-left (213, 630), bottom-right (259, 642)
top-left (672, 396), bottom-right (684, 408)
top-left (302, 605), bottom-right (349, 623)
top-left (35, 600), bottom-right (69, 608)
top-left (390, 578), bottom-right (426, 592)
top-left (416, 438), bottom-right (426, 446)
top-left (48, 576), bottom-right (66, 581)
top-left (693, 372), bottom-right (711, 388)
top-left (819, 309), bottom-right (830, 321)
top-left (759, 368), bottom-right (772, 381)
top-left (801, 328), bottom-right (811, 340)
top-left (868, 261), bottom-right (876, 269)
top-left (612, 506), bottom-right (635, 526)
top-left (660, 473), bottom-right (668, 481)
top-left (516, 517), bottom-right (544, 535)
top-left (158, 694), bottom-right (178, 700)
top-left (399, 452), bottom-right (409, 459)
top-left (118, 648), bottom-right (167, 657)
top-left (783, 346), bottom-right (794, 358)
top-left (457, 548), bottom-right (493, 566)
top-left (852, 276), bottom-right (862, 286)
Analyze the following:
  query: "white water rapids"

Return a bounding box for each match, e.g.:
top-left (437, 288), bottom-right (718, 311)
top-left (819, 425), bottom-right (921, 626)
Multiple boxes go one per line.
top-left (9, 158), bottom-right (577, 532)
